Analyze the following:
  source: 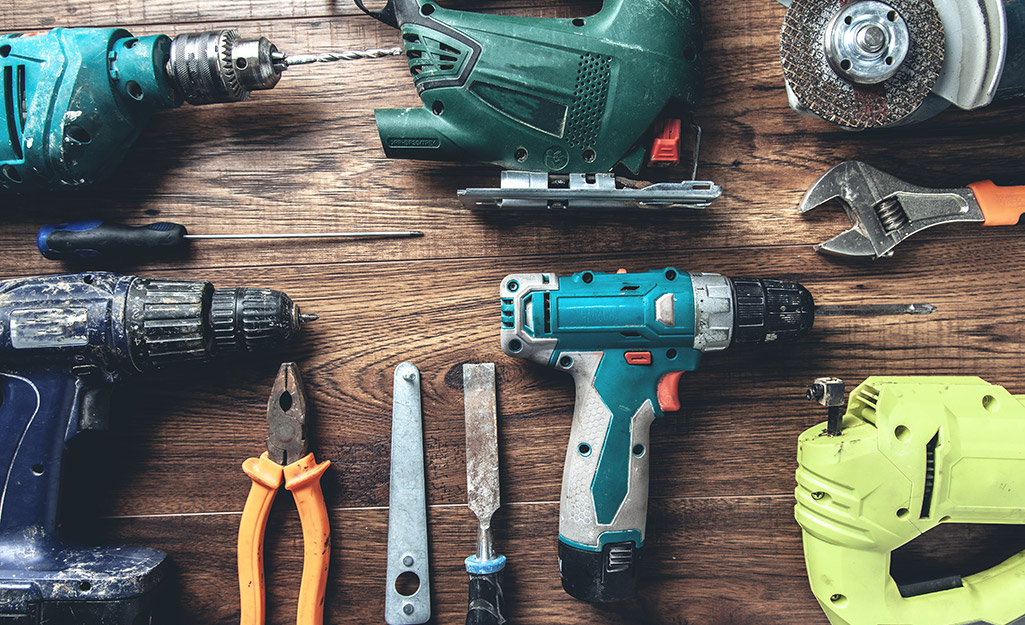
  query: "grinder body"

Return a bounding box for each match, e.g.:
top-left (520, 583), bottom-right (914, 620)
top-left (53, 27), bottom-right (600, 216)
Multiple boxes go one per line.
top-left (501, 268), bottom-right (814, 602)
top-left (797, 377), bottom-right (1025, 625)
top-left (0, 272), bottom-right (307, 623)
top-left (372, 0), bottom-right (704, 174)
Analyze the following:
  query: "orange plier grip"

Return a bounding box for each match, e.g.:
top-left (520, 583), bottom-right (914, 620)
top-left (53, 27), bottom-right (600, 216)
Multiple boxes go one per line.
top-left (239, 452), bottom-right (331, 625)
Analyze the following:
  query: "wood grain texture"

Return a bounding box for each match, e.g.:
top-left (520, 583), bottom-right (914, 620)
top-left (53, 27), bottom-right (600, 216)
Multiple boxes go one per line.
top-left (5, 1), bottom-right (1025, 624)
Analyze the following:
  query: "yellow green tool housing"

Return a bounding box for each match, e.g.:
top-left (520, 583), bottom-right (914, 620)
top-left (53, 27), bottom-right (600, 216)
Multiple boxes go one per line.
top-left (796, 377), bottom-right (1025, 625)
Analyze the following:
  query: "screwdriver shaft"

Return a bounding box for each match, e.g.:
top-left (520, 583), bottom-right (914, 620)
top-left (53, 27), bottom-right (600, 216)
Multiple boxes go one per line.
top-left (815, 303), bottom-right (937, 317)
top-left (185, 231), bottom-right (423, 240)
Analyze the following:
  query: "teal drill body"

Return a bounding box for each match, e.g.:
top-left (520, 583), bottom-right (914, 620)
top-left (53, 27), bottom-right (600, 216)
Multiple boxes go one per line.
top-left (0, 28), bottom-right (180, 192)
top-left (501, 269), bottom-right (815, 602)
top-left (0, 26), bottom-right (292, 193)
top-left (365, 0), bottom-right (704, 174)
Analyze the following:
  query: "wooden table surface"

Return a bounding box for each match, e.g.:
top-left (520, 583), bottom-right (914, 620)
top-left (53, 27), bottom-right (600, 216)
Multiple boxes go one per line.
top-left (5, 1), bottom-right (1025, 623)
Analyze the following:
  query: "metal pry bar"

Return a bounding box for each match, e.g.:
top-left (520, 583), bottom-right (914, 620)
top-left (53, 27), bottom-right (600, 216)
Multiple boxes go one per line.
top-left (801, 161), bottom-right (984, 258)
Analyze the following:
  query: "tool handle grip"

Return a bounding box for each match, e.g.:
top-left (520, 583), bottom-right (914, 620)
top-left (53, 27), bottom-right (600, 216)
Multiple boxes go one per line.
top-left (284, 453), bottom-right (332, 625)
top-left (559, 356), bottom-right (655, 602)
top-left (968, 181), bottom-right (1025, 226)
top-left (38, 221), bottom-right (188, 261)
top-left (466, 571), bottom-right (506, 625)
top-left (238, 453), bottom-right (284, 625)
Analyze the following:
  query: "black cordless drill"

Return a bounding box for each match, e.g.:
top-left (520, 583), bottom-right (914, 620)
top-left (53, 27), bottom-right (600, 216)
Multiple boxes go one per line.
top-left (0, 272), bottom-right (315, 623)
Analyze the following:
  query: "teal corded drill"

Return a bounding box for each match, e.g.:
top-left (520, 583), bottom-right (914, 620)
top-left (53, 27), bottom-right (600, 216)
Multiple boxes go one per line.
top-left (0, 28), bottom-right (399, 192)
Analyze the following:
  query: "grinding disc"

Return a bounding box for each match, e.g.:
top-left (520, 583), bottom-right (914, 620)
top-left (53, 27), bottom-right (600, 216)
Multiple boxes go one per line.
top-left (780, 0), bottom-right (945, 129)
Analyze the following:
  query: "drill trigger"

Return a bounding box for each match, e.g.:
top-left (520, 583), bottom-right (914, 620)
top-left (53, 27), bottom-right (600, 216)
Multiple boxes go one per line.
top-left (657, 372), bottom-right (685, 413)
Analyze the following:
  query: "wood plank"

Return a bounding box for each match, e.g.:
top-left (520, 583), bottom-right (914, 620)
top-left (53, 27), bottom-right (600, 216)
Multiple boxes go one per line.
top-left (89, 496), bottom-right (1025, 625)
top-left (90, 497), bottom-right (824, 625)
top-left (3, 2), bottom-right (604, 37)
top-left (3, 7), bottom-right (1025, 273)
top-left (6, 0), bottom-right (1025, 623)
top-left (42, 239), bottom-right (1025, 519)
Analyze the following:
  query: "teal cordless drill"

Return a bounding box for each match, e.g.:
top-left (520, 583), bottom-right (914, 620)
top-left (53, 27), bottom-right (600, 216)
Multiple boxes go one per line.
top-left (0, 27), bottom-right (396, 192)
top-left (500, 268), bottom-right (817, 602)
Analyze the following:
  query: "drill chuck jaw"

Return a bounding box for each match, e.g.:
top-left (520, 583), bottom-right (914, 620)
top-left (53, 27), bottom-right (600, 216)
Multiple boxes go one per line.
top-left (167, 30), bottom-right (284, 105)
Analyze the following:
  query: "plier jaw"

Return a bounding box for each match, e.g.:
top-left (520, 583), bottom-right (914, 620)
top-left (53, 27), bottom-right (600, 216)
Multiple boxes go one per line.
top-left (266, 362), bottom-right (310, 466)
top-left (239, 362), bottom-right (331, 625)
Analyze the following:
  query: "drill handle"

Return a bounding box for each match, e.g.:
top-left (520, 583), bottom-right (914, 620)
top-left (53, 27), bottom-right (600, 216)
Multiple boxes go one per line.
top-left (0, 370), bottom-right (98, 553)
top-left (557, 352), bottom-right (656, 603)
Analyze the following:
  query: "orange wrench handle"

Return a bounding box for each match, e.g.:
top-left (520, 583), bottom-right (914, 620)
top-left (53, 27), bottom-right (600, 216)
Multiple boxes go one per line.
top-left (238, 453), bottom-right (285, 625)
top-left (969, 180), bottom-right (1025, 226)
top-left (284, 453), bottom-right (332, 625)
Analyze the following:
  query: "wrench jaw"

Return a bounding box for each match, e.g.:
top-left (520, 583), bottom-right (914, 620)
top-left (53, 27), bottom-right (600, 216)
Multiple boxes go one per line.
top-left (802, 161), bottom-right (985, 258)
top-left (816, 228), bottom-right (887, 258)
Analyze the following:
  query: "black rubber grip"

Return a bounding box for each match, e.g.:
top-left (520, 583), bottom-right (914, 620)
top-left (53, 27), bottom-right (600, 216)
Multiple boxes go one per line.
top-left (466, 572), bottom-right (506, 625)
top-left (40, 221), bottom-right (189, 261)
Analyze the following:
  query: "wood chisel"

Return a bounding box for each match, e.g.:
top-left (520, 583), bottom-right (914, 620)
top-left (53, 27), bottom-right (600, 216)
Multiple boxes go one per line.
top-left (462, 364), bottom-right (507, 625)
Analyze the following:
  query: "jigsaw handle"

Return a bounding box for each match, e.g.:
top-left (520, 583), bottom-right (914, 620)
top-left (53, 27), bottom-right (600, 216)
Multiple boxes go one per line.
top-left (968, 180), bottom-right (1025, 226)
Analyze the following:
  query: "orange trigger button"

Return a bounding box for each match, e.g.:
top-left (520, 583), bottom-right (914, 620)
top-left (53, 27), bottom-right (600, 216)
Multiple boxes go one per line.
top-left (657, 372), bottom-right (685, 412)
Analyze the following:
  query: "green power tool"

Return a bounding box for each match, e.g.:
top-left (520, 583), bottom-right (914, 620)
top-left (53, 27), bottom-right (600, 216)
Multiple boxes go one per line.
top-left (798, 377), bottom-right (1025, 625)
top-left (355, 0), bottom-right (722, 211)
top-left (0, 27), bottom-right (399, 193)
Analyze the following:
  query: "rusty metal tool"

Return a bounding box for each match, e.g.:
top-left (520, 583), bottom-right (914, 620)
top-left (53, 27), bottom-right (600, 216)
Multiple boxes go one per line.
top-left (463, 363), bottom-right (506, 625)
top-left (385, 363), bottom-right (431, 625)
top-left (238, 363), bottom-right (331, 625)
top-left (801, 160), bottom-right (1025, 258)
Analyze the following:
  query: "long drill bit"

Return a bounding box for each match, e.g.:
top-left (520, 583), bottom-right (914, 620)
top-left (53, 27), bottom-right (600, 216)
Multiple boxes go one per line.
top-left (279, 47), bottom-right (404, 67)
top-left (815, 303), bottom-right (938, 317)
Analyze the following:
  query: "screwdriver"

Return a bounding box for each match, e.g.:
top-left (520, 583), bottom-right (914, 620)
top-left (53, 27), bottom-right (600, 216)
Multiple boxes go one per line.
top-left (37, 221), bottom-right (424, 261)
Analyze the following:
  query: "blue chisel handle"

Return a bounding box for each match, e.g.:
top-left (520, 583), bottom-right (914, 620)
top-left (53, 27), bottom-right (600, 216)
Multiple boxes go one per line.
top-left (465, 554), bottom-right (506, 625)
top-left (38, 220), bottom-right (189, 260)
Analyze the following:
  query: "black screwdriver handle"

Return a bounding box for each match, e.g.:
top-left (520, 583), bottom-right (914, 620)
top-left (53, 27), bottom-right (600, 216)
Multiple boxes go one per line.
top-left (38, 221), bottom-right (189, 261)
top-left (467, 571), bottom-right (506, 625)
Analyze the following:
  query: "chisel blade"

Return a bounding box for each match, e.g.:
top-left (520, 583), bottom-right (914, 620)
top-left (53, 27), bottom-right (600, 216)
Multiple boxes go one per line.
top-left (463, 363), bottom-right (500, 528)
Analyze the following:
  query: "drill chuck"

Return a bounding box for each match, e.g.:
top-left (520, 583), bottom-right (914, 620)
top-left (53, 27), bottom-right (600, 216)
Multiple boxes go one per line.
top-left (729, 278), bottom-right (815, 345)
top-left (125, 278), bottom-right (312, 370)
top-left (168, 30), bottom-right (284, 104)
top-left (209, 287), bottom-right (311, 353)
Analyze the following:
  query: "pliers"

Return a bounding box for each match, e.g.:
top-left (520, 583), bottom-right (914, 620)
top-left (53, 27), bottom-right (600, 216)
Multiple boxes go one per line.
top-left (801, 161), bottom-right (1025, 259)
top-left (238, 363), bottom-right (331, 625)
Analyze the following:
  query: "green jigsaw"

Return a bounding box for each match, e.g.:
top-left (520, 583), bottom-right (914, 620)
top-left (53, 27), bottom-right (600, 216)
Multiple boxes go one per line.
top-left (356, 0), bottom-right (722, 211)
top-left (799, 377), bottom-right (1025, 625)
